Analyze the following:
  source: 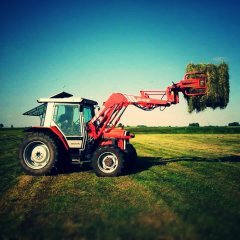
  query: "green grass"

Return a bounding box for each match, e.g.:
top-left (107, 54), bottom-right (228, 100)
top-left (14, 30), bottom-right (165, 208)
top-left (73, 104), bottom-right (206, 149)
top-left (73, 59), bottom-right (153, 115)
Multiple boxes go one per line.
top-left (0, 129), bottom-right (240, 239)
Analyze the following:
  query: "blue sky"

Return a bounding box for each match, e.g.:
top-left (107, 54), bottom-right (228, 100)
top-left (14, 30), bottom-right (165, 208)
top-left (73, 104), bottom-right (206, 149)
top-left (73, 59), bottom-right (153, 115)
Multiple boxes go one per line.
top-left (1, 0), bottom-right (240, 127)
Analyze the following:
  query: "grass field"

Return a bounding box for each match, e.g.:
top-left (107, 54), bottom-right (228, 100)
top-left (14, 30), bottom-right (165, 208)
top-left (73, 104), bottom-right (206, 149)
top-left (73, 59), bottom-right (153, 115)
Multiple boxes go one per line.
top-left (0, 129), bottom-right (240, 240)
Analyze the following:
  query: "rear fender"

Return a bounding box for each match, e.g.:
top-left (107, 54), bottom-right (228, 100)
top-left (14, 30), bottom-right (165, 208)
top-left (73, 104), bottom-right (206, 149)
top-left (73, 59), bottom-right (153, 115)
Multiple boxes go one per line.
top-left (24, 126), bottom-right (69, 150)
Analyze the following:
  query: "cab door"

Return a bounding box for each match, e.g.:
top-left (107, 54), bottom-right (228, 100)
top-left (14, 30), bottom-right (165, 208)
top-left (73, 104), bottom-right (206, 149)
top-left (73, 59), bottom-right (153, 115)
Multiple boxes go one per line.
top-left (79, 104), bottom-right (95, 150)
top-left (53, 104), bottom-right (83, 149)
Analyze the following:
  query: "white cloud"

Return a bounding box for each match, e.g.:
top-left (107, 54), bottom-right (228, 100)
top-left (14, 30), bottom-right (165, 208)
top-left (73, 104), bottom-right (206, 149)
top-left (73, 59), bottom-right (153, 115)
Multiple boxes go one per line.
top-left (212, 56), bottom-right (228, 63)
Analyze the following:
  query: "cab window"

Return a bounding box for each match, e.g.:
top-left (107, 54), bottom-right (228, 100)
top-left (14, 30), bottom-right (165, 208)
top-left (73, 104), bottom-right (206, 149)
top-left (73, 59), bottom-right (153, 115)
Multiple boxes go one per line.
top-left (53, 104), bottom-right (81, 136)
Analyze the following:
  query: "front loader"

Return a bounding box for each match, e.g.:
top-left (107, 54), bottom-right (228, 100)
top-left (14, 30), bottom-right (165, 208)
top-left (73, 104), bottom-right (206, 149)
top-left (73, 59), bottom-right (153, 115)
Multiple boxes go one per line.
top-left (19, 72), bottom-right (207, 177)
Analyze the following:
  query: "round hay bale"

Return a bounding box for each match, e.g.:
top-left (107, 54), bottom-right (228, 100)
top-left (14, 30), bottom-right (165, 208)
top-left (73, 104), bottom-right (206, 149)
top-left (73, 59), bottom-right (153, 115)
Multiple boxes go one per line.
top-left (185, 62), bottom-right (229, 113)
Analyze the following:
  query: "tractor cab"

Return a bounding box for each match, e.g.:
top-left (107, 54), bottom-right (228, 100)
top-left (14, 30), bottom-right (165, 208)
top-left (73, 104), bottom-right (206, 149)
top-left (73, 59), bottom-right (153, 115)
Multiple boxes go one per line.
top-left (23, 92), bottom-right (98, 149)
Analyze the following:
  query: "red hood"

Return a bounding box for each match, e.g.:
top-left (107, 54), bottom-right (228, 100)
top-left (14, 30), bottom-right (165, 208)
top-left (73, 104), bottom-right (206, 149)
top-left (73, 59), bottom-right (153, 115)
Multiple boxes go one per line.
top-left (103, 128), bottom-right (134, 140)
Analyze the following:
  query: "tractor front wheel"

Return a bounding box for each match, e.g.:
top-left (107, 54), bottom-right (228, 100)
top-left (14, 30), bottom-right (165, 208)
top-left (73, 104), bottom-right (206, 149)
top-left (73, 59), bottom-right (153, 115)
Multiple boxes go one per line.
top-left (91, 146), bottom-right (125, 177)
top-left (124, 144), bottom-right (137, 172)
top-left (19, 132), bottom-right (58, 176)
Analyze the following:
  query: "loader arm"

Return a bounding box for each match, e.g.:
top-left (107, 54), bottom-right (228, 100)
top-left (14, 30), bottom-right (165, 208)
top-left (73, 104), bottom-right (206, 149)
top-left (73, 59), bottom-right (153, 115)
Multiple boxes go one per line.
top-left (88, 72), bottom-right (207, 140)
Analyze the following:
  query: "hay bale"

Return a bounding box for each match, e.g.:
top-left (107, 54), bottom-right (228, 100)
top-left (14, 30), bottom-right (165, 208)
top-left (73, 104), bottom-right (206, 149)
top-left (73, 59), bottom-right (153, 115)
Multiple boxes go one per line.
top-left (185, 62), bottom-right (229, 113)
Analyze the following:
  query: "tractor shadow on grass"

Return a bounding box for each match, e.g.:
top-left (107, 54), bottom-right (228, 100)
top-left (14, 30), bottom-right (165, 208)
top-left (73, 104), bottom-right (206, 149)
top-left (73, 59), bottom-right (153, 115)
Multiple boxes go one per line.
top-left (132, 155), bottom-right (240, 174)
top-left (57, 155), bottom-right (240, 175)
top-left (57, 163), bottom-right (93, 175)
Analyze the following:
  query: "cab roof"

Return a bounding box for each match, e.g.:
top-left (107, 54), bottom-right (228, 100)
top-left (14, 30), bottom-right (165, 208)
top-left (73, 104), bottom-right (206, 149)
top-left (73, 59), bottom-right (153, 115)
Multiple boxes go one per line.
top-left (37, 91), bottom-right (98, 105)
top-left (23, 92), bottom-right (98, 116)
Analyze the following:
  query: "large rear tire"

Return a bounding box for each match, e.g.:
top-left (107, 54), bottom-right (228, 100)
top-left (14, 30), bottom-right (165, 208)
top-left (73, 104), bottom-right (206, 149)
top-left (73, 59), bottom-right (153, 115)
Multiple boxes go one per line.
top-left (91, 146), bottom-right (125, 177)
top-left (19, 132), bottom-right (58, 176)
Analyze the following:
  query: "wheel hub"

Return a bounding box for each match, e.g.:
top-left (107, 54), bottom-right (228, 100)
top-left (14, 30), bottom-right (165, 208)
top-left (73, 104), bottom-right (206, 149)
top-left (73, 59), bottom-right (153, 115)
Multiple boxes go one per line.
top-left (98, 152), bottom-right (119, 173)
top-left (31, 145), bottom-right (49, 163)
top-left (104, 157), bottom-right (114, 167)
top-left (23, 141), bottom-right (50, 169)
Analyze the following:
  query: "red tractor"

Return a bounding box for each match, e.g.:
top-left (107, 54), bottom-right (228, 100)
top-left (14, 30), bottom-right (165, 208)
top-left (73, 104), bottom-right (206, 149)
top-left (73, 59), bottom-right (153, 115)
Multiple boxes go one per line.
top-left (19, 72), bottom-right (207, 177)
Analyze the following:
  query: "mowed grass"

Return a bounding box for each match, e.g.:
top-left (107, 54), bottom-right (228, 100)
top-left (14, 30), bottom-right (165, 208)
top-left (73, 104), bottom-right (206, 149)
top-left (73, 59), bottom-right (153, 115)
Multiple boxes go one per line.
top-left (0, 129), bottom-right (240, 240)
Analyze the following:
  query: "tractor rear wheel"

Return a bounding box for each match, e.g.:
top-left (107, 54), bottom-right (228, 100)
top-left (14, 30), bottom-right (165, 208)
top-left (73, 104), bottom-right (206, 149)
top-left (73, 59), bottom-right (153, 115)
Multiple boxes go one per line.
top-left (19, 132), bottom-right (58, 176)
top-left (91, 146), bottom-right (125, 177)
